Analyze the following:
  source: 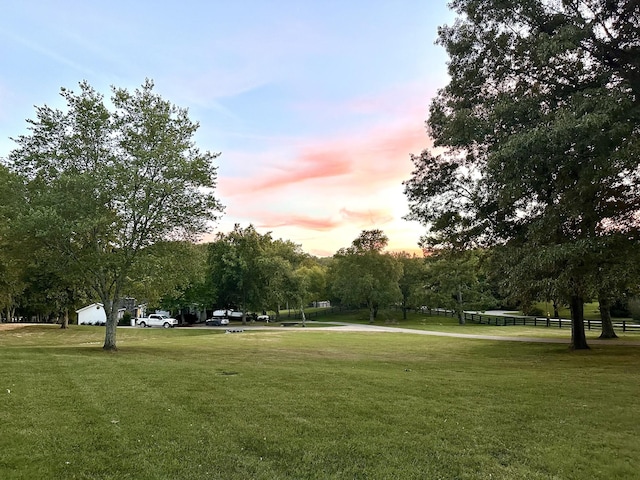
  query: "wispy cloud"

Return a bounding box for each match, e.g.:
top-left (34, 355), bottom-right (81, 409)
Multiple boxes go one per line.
top-left (339, 208), bottom-right (394, 226)
top-left (213, 82), bottom-right (433, 255)
top-left (220, 109), bottom-right (431, 197)
top-left (221, 149), bottom-right (353, 196)
top-left (256, 214), bottom-right (340, 231)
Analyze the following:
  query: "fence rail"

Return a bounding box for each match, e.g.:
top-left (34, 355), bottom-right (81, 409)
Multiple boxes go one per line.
top-left (421, 308), bottom-right (640, 333)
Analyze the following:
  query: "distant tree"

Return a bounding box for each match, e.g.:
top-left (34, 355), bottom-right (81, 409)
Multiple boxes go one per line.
top-left (393, 252), bottom-right (428, 320)
top-left (207, 225), bottom-right (307, 322)
top-left (423, 249), bottom-right (495, 324)
top-left (18, 246), bottom-right (85, 327)
top-left (331, 230), bottom-right (402, 323)
top-left (404, 0), bottom-right (640, 349)
top-left (6, 80), bottom-right (223, 349)
top-left (207, 225), bottom-right (266, 323)
top-left (592, 235), bottom-right (640, 338)
top-left (299, 262), bottom-right (328, 307)
top-left (261, 239), bottom-right (306, 320)
top-left (130, 241), bottom-right (209, 322)
top-left (0, 166), bottom-right (27, 322)
top-left (284, 259), bottom-right (329, 324)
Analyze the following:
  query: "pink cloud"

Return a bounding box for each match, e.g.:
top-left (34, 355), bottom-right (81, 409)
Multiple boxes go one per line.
top-left (220, 117), bottom-right (431, 198)
top-left (256, 213), bottom-right (340, 231)
top-left (212, 82), bottom-right (437, 254)
top-left (218, 148), bottom-right (354, 198)
top-left (251, 150), bottom-right (353, 192)
top-left (339, 208), bottom-right (394, 226)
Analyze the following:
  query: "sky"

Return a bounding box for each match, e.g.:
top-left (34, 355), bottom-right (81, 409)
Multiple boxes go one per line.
top-left (0, 1), bottom-right (456, 257)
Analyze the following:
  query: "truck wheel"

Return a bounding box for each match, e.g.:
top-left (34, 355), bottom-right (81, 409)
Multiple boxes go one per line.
top-left (163, 322), bottom-right (170, 329)
top-left (139, 321), bottom-right (146, 328)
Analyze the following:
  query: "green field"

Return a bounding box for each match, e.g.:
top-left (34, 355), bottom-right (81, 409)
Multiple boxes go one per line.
top-left (1, 322), bottom-right (639, 479)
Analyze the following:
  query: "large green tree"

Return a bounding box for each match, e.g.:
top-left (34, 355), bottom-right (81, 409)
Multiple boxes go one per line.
top-left (393, 252), bottom-right (429, 320)
top-left (331, 230), bottom-right (402, 323)
top-left (424, 249), bottom-right (496, 324)
top-left (405, 0), bottom-right (640, 349)
top-left (6, 80), bottom-right (224, 349)
top-left (0, 166), bottom-right (28, 322)
top-left (207, 225), bottom-right (306, 322)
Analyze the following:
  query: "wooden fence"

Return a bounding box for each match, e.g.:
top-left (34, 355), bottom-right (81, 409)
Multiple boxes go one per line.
top-left (422, 308), bottom-right (640, 333)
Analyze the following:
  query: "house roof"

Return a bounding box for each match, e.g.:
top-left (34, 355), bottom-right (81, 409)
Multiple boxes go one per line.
top-left (75, 303), bottom-right (104, 314)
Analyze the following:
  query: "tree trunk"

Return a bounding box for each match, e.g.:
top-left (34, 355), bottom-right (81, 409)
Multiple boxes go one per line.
top-left (300, 304), bottom-right (306, 327)
top-left (402, 303), bottom-right (408, 320)
top-left (457, 285), bottom-right (465, 325)
top-left (60, 308), bottom-right (69, 329)
top-left (598, 295), bottom-right (618, 339)
top-left (103, 300), bottom-right (118, 351)
top-left (368, 302), bottom-right (375, 323)
top-left (553, 299), bottom-right (560, 319)
top-left (569, 295), bottom-right (589, 350)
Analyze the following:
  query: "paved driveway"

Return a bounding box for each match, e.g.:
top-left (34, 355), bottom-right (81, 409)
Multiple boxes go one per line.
top-left (211, 321), bottom-right (640, 346)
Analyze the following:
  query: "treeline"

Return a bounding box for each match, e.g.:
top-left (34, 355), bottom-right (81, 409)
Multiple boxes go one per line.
top-left (4, 212), bottom-right (638, 335)
top-left (3, 0), bottom-right (640, 355)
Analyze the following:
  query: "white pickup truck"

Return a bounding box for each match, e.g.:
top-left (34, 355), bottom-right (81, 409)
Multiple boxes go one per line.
top-left (136, 313), bottom-right (178, 328)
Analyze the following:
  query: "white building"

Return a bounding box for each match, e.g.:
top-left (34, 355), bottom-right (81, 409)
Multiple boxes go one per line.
top-left (76, 303), bottom-right (107, 325)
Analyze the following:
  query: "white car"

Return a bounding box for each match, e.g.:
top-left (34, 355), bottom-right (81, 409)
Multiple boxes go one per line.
top-left (137, 314), bottom-right (178, 328)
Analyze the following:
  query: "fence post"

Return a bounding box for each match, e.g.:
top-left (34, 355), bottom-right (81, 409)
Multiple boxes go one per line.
top-left (623, 320), bottom-right (627, 332)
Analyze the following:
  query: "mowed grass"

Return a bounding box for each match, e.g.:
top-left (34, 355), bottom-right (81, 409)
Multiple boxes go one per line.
top-left (306, 309), bottom-right (640, 341)
top-left (1, 325), bottom-right (639, 479)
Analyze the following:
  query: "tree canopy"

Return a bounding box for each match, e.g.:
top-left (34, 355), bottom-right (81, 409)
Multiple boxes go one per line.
top-left (206, 225), bottom-right (311, 321)
top-left (331, 230), bottom-right (402, 323)
top-left (404, 0), bottom-right (640, 349)
top-left (5, 79), bottom-right (224, 349)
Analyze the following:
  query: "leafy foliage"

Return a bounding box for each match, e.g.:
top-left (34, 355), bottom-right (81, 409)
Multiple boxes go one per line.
top-left (423, 249), bottom-right (496, 324)
top-left (331, 230), bottom-right (402, 322)
top-left (206, 225), bottom-right (312, 320)
top-left (393, 252), bottom-right (429, 319)
top-left (5, 80), bottom-right (223, 348)
top-left (404, 0), bottom-right (640, 348)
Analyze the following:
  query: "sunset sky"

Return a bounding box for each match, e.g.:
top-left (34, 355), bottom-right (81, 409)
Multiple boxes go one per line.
top-left (0, 1), bottom-right (455, 257)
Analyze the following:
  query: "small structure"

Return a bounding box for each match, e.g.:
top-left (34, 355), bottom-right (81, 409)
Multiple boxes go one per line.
top-left (76, 303), bottom-right (107, 325)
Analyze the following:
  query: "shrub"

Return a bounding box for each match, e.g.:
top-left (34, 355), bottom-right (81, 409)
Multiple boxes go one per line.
top-left (610, 299), bottom-right (630, 318)
top-left (118, 312), bottom-right (132, 326)
top-left (522, 304), bottom-right (544, 317)
top-left (628, 298), bottom-right (640, 322)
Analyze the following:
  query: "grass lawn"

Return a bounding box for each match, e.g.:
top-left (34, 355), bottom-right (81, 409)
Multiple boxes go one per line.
top-left (296, 308), bottom-right (640, 341)
top-left (1, 324), bottom-right (639, 479)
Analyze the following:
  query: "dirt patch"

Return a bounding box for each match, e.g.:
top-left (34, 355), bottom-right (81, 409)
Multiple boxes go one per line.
top-left (0, 323), bottom-right (33, 331)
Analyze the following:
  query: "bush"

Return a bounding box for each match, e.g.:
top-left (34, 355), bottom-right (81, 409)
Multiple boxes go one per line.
top-left (610, 299), bottom-right (631, 318)
top-left (628, 298), bottom-right (640, 322)
top-left (118, 312), bottom-right (132, 326)
top-left (522, 304), bottom-right (544, 317)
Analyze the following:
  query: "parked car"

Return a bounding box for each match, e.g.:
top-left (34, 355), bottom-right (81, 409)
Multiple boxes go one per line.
top-left (257, 314), bottom-right (270, 322)
top-left (211, 309), bottom-right (246, 320)
top-left (136, 314), bottom-right (178, 328)
top-left (205, 317), bottom-right (229, 326)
